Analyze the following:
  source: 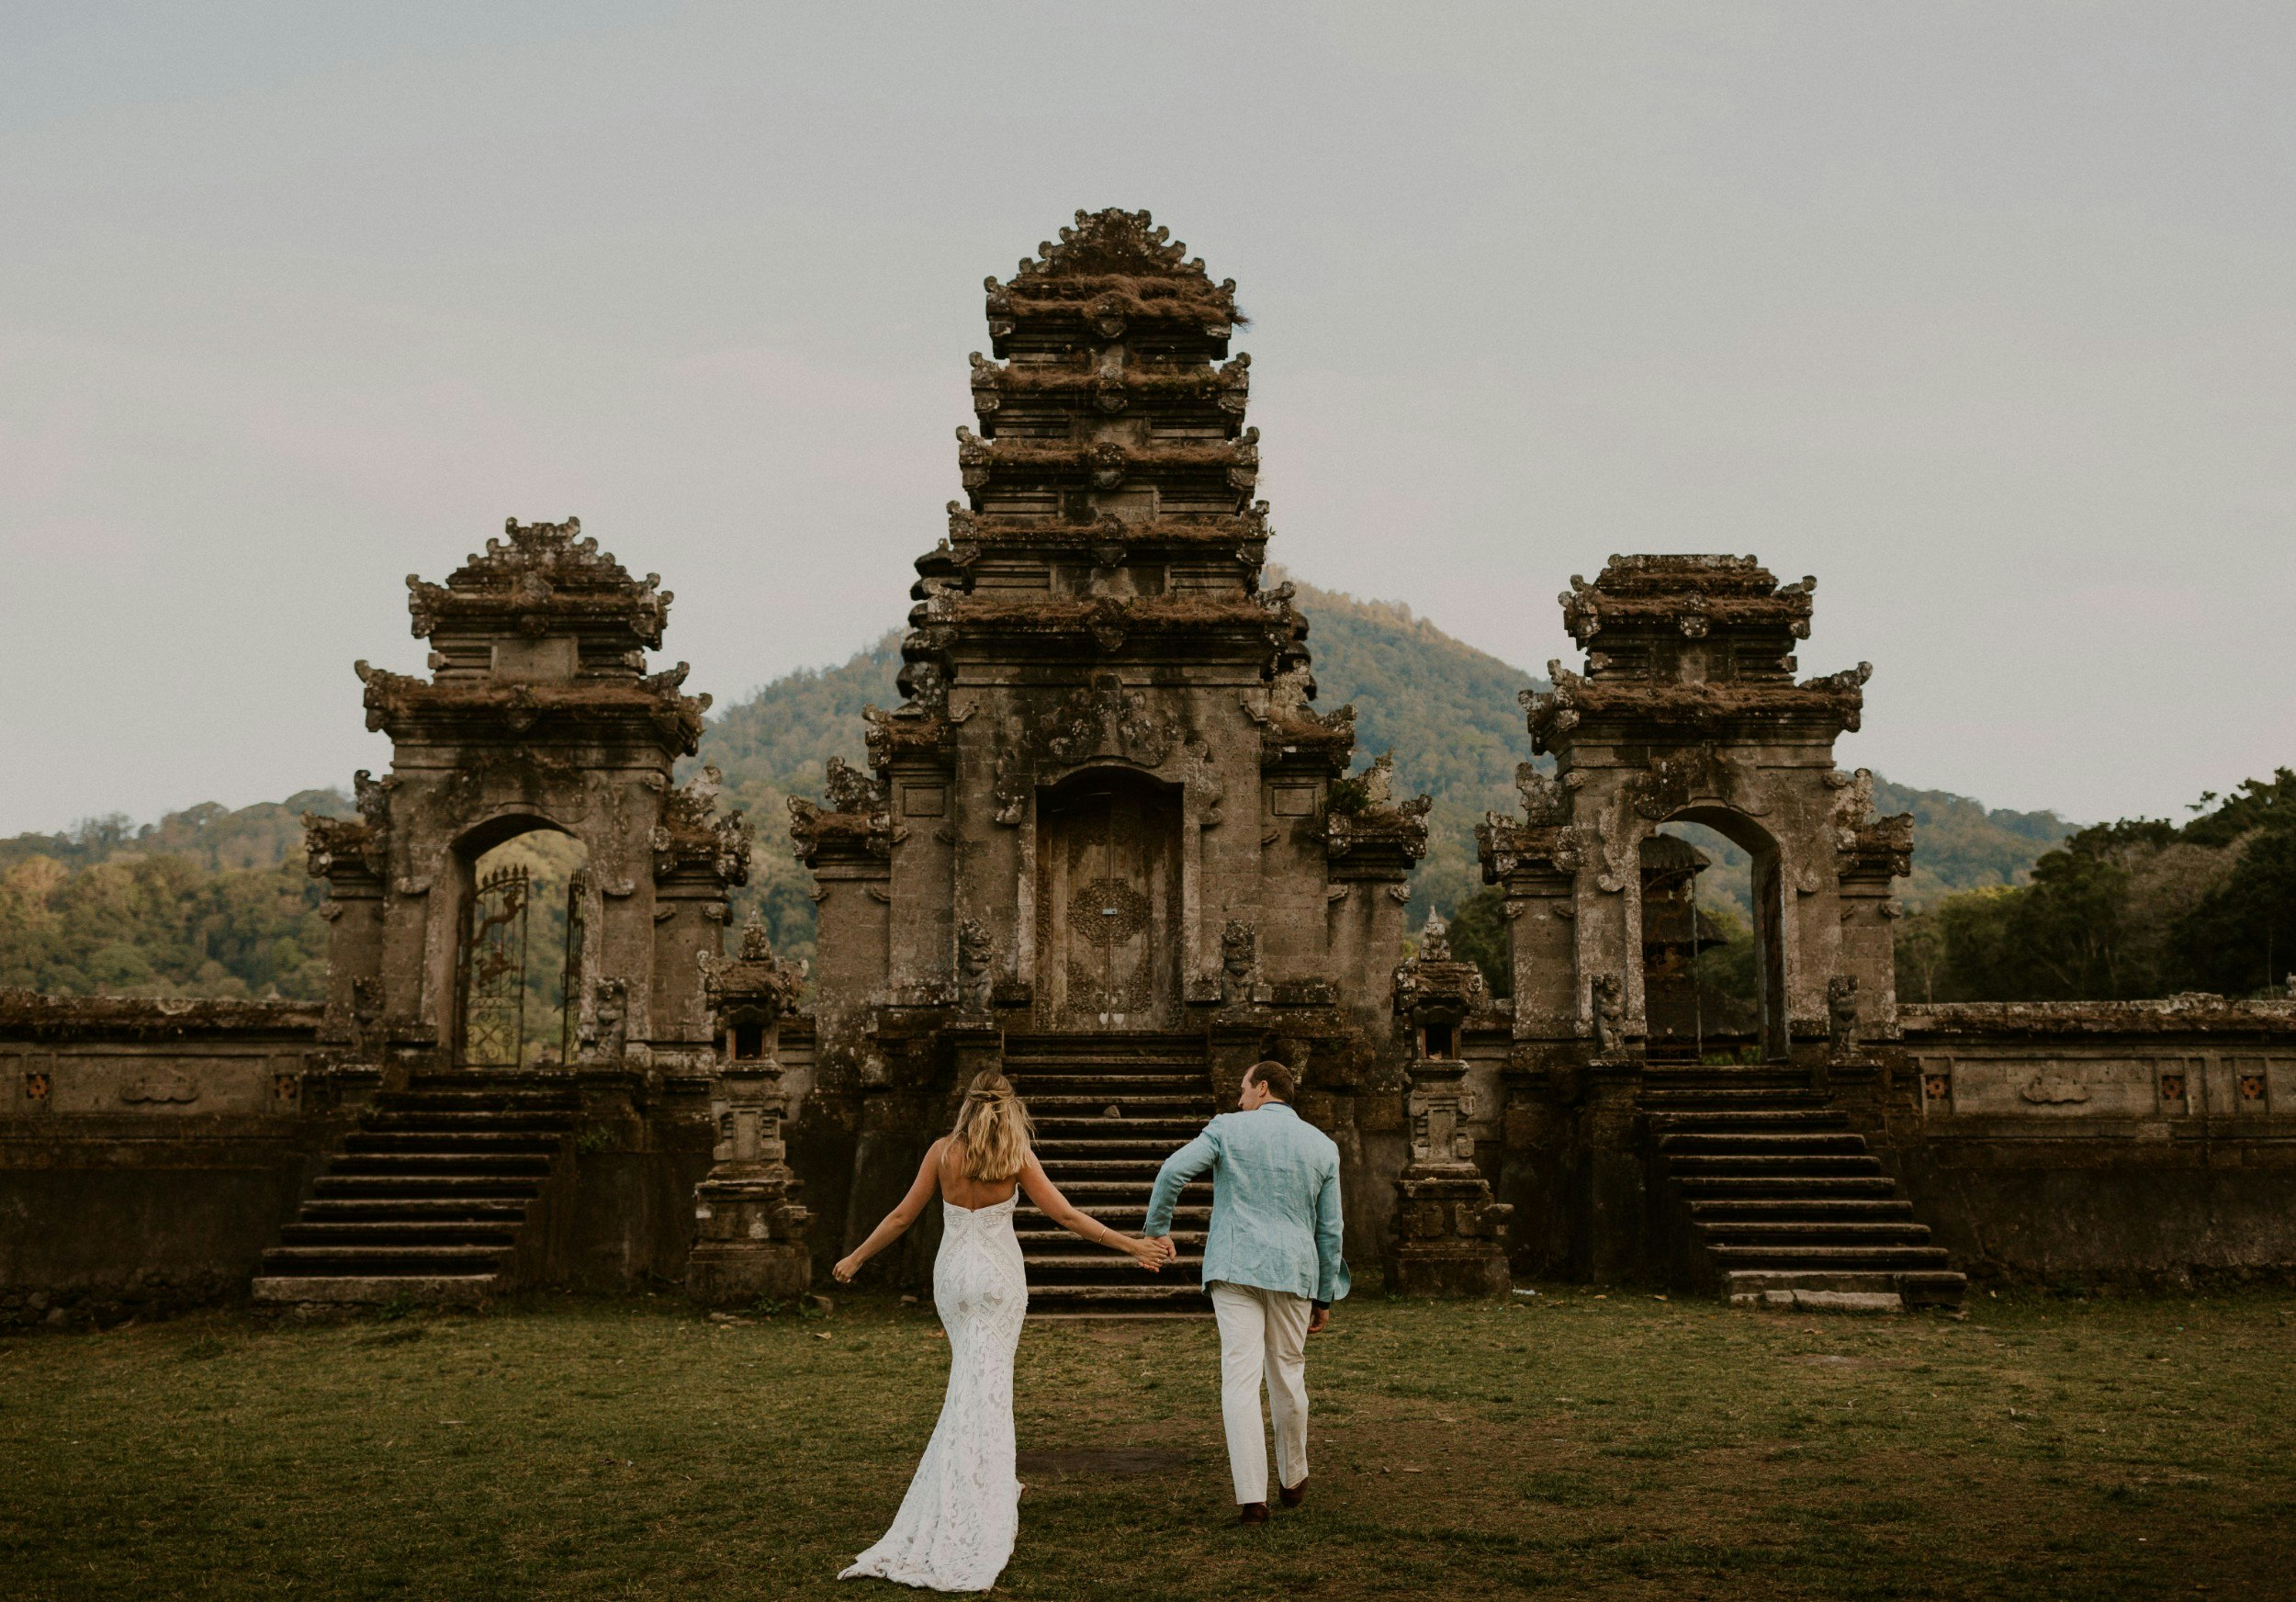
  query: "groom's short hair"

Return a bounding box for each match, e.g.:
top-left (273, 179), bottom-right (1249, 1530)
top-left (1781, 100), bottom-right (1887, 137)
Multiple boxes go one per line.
top-left (1244, 1060), bottom-right (1295, 1102)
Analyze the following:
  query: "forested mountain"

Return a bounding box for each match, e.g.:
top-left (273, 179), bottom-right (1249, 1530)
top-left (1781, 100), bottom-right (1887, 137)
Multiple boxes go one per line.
top-left (3, 577), bottom-right (2086, 992)
top-left (0, 795), bottom-right (351, 999)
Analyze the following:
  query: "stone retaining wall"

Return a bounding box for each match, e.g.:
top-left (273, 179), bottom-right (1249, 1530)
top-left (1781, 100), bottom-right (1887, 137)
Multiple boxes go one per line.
top-left (1884, 998), bottom-right (2296, 1287)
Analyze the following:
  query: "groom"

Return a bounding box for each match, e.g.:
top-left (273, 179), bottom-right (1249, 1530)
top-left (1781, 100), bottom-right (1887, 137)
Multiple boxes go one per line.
top-left (1143, 1059), bottom-right (1349, 1525)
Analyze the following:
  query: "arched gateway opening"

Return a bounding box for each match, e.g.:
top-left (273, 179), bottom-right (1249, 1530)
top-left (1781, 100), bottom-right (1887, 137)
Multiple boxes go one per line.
top-left (1642, 810), bottom-right (1788, 1063)
top-left (453, 818), bottom-right (591, 1068)
top-left (1034, 769), bottom-right (1183, 1031)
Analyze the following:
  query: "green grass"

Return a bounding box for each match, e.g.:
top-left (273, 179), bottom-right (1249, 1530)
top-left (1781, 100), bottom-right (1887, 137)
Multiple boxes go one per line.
top-left (4, 1287), bottom-right (2292, 1599)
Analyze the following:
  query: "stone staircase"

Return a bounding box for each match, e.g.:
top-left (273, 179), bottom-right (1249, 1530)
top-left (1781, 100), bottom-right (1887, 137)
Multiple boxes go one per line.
top-left (252, 1075), bottom-right (580, 1304)
top-left (1645, 1072), bottom-right (1965, 1313)
top-left (1004, 1032), bottom-right (1215, 1313)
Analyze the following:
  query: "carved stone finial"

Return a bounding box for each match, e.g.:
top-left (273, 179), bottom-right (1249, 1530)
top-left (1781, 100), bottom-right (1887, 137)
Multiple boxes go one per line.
top-left (1419, 911), bottom-right (1452, 964)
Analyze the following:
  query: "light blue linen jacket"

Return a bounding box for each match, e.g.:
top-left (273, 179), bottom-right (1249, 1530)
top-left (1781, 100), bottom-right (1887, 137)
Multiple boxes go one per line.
top-left (1142, 1102), bottom-right (1350, 1305)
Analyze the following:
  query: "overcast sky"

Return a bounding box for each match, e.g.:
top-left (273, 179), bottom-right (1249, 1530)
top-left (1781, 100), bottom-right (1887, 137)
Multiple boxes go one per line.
top-left (5, 3), bottom-right (2291, 834)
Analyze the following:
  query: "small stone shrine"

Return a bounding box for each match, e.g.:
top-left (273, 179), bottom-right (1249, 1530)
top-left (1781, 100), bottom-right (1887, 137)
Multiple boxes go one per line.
top-left (689, 916), bottom-right (813, 1304)
top-left (1386, 914), bottom-right (1514, 1295)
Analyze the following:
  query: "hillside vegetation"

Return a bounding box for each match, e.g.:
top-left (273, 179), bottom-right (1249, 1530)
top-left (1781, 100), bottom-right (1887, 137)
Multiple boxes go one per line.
top-left (1895, 769), bottom-right (2296, 1004)
top-left (3, 578), bottom-right (2085, 992)
top-left (0, 795), bottom-right (351, 999)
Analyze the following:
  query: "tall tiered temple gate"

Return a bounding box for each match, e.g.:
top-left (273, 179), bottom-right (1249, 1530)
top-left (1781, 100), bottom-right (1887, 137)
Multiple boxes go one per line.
top-left (789, 209), bottom-right (1434, 1303)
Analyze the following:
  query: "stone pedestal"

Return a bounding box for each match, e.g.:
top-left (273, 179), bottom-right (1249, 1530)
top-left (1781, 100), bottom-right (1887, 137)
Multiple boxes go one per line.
top-left (686, 1057), bottom-right (813, 1305)
top-left (688, 1187), bottom-right (812, 1304)
top-left (1384, 1055), bottom-right (1513, 1297)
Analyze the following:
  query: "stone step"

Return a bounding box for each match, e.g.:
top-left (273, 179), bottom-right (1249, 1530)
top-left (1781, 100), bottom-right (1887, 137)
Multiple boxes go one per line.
top-left (1033, 1179), bottom-right (1210, 1202)
top-left (1646, 1109), bottom-right (1851, 1131)
top-left (310, 1175), bottom-right (545, 1199)
top-left (1656, 1131), bottom-right (1870, 1155)
top-left (1029, 1156), bottom-right (1173, 1179)
top-left (1035, 1136), bottom-right (1201, 1157)
top-left (1005, 1032), bottom-right (1203, 1052)
top-left (366, 1111), bottom-right (580, 1133)
top-left (1019, 1256), bottom-right (1205, 1285)
top-left (343, 1132), bottom-right (567, 1155)
top-left (1032, 1118), bottom-right (1207, 1143)
top-left (252, 1274), bottom-right (500, 1305)
top-left (1022, 1093), bottom-right (1215, 1114)
top-left (407, 1071), bottom-right (583, 1090)
top-left (259, 1244), bottom-right (512, 1274)
top-left (1018, 1203), bottom-right (1208, 1227)
top-left (1686, 1198), bottom-right (1915, 1221)
top-left (326, 1152), bottom-right (557, 1177)
top-left (300, 1198), bottom-right (534, 1223)
top-left (1893, 1270), bottom-right (1972, 1308)
top-left (1644, 1074), bottom-right (1818, 1088)
top-left (1707, 1244), bottom-right (1953, 1269)
top-left (1653, 1078), bottom-right (1828, 1106)
top-left (1664, 1154), bottom-right (1886, 1178)
top-left (256, 1071), bottom-right (584, 1305)
top-left (1723, 1268), bottom-right (1966, 1312)
top-left (1671, 1175), bottom-right (1899, 1199)
top-left (382, 1092), bottom-right (582, 1114)
top-left (279, 1222), bottom-right (521, 1247)
top-left (1018, 1229), bottom-right (1203, 1251)
top-left (1026, 1281), bottom-right (1213, 1307)
top-left (1006, 1076), bottom-right (1210, 1099)
top-left (1694, 1220), bottom-right (1933, 1246)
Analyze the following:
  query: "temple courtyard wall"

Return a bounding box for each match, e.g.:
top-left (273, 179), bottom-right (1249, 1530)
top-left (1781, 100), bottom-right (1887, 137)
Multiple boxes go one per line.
top-left (1467, 998), bottom-right (2296, 1292)
top-left (7, 990), bottom-right (2295, 1322)
top-left (0, 994), bottom-right (748, 1326)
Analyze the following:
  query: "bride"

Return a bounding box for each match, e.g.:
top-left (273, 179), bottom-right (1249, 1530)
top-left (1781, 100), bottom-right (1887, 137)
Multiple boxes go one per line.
top-left (835, 1068), bottom-right (1169, 1592)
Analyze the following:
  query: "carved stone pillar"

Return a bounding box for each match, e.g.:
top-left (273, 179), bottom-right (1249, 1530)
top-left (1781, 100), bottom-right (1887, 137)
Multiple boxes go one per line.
top-left (688, 919), bottom-right (813, 1305)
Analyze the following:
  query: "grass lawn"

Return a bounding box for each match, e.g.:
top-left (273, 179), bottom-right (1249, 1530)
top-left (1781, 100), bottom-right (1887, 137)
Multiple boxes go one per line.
top-left (4, 1285), bottom-right (2292, 1600)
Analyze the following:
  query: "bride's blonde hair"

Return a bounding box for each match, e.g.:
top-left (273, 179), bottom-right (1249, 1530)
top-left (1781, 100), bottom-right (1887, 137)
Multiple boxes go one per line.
top-left (950, 1069), bottom-right (1034, 1183)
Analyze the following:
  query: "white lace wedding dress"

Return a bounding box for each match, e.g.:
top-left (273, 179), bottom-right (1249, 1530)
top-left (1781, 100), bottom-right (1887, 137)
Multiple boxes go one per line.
top-left (841, 1191), bottom-right (1028, 1592)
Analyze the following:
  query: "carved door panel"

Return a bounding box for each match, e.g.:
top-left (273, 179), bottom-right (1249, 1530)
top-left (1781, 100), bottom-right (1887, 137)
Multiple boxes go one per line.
top-left (1038, 775), bottom-right (1181, 1031)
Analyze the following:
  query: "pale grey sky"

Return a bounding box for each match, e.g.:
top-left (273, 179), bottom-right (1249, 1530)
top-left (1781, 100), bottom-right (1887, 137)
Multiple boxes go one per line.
top-left (4, 3), bottom-right (2291, 833)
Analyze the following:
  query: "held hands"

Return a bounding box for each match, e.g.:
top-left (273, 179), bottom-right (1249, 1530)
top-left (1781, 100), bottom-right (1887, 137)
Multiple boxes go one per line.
top-left (1139, 1234), bottom-right (1179, 1269)
top-left (1120, 1233), bottom-right (1170, 1271)
top-left (832, 1253), bottom-right (863, 1284)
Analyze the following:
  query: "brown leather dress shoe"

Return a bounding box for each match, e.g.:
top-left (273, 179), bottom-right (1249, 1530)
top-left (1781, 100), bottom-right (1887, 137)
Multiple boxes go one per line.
top-left (1238, 1502), bottom-right (1270, 1525)
top-left (1279, 1477), bottom-right (1308, 1508)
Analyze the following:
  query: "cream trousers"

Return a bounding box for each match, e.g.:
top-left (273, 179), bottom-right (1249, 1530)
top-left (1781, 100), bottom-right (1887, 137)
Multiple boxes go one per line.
top-left (1208, 1280), bottom-right (1311, 1505)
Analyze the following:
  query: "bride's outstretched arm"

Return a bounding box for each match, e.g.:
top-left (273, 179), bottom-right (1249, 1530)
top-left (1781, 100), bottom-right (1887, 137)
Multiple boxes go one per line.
top-left (1020, 1154), bottom-right (1166, 1269)
top-left (832, 1140), bottom-right (945, 1283)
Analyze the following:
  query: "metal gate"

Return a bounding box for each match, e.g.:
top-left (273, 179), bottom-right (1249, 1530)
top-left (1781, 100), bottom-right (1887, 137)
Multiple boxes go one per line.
top-left (558, 868), bottom-right (589, 1065)
top-left (457, 864), bottom-right (530, 1066)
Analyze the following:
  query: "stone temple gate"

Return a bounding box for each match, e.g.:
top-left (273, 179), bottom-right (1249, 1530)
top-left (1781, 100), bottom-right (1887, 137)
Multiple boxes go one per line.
top-left (6, 209), bottom-right (2294, 1330)
top-left (790, 209), bottom-right (1434, 1305)
top-left (1483, 555), bottom-right (1910, 1066)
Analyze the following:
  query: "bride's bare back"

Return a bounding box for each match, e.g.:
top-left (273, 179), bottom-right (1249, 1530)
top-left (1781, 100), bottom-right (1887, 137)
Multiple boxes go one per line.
top-left (833, 1136), bottom-right (1172, 1279)
top-left (938, 1136), bottom-right (1019, 1211)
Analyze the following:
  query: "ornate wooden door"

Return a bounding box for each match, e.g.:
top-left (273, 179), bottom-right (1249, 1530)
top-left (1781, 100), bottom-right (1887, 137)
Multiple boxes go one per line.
top-left (1038, 774), bottom-right (1181, 1030)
